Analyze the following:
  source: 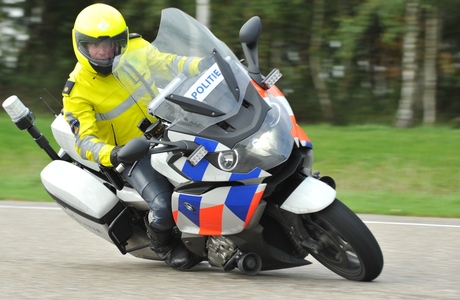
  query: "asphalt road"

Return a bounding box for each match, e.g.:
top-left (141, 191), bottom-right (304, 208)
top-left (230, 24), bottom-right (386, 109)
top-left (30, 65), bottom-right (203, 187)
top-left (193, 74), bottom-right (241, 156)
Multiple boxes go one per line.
top-left (1, 200), bottom-right (459, 299)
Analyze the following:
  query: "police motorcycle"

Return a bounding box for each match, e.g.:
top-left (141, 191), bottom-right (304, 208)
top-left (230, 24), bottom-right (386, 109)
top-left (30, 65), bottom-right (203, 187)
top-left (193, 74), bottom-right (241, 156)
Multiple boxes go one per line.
top-left (2, 8), bottom-right (383, 281)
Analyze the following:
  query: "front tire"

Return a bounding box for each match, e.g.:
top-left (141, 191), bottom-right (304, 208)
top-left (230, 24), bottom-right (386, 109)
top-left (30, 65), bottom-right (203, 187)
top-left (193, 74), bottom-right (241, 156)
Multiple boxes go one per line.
top-left (302, 199), bottom-right (384, 281)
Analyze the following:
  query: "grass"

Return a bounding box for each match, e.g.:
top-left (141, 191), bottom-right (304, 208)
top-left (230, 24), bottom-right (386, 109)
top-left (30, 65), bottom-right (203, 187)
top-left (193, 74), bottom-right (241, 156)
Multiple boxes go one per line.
top-left (1, 113), bottom-right (459, 218)
top-left (0, 113), bottom-right (59, 201)
top-left (305, 124), bottom-right (460, 218)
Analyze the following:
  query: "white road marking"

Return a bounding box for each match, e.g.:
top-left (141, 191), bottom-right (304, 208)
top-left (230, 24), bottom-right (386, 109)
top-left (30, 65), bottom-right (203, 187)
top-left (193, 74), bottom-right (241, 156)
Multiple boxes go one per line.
top-left (0, 204), bottom-right (61, 210)
top-left (364, 221), bottom-right (460, 228)
top-left (1, 203), bottom-right (459, 228)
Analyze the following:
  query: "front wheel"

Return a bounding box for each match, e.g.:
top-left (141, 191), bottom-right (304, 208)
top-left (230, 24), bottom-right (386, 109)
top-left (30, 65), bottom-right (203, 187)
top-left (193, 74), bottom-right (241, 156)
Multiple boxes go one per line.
top-left (302, 199), bottom-right (383, 281)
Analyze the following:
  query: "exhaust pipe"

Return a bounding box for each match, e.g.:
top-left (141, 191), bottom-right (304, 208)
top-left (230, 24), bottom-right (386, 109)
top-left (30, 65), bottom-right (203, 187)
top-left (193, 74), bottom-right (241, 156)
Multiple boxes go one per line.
top-left (237, 252), bottom-right (262, 276)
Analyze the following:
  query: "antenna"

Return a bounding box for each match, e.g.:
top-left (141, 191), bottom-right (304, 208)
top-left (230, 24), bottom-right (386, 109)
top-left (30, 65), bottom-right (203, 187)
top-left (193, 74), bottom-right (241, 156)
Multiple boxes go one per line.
top-left (40, 97), bottom-right (58, 117)
top-left (43, 88), bottom-right (63, 107)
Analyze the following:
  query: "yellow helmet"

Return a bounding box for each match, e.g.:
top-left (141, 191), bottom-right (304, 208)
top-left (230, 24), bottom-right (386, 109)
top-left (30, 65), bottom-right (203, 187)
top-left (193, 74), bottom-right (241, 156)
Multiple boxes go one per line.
top-left (72, 3), bottom-right (128, 75)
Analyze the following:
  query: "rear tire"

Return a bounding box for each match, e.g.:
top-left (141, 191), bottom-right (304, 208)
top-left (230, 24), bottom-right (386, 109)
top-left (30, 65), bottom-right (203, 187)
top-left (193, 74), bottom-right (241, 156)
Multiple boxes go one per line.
top-left (302, 199), bottom-right (383, 281)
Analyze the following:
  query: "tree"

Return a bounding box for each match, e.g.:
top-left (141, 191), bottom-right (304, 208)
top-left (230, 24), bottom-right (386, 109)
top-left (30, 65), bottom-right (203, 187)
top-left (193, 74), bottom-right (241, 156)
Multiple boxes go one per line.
top-left (395, 0), bottom-right (420, 128)
top-left (309, 0), bottom-right (334, 123)
top-left (3, 0), bottom-right (460, 123)
top-left (422, 5), bottom-right (439, 125)
top-left (195, 0), bottom-right (210, 28)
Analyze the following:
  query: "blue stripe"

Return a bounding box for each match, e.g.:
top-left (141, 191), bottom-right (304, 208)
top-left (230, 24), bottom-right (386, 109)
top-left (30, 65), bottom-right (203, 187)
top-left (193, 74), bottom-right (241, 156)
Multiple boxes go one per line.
top-left (182, 159), bottom-right (208, 181)
top-left (225, 185), bottom-right (259, 221)
top-left (181, 137), bottom-right (219, 181)
top-left (178, 194), bottom-right (201, 226)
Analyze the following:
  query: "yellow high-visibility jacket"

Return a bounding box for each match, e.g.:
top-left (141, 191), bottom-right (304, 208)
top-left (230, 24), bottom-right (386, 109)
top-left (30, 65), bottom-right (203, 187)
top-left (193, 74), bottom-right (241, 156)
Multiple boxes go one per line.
top-left (62, 35), bottom-right (201, 167)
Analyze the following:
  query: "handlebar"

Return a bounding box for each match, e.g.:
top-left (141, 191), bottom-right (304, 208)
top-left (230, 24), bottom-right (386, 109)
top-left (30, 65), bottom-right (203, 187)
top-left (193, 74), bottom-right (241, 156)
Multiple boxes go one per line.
top-left (116, 137), bottom-right (200, 173)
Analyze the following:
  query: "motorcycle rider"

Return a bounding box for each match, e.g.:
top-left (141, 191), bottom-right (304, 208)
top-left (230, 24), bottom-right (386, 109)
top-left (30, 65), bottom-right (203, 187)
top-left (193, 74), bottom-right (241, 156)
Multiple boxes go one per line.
top-left (62, 3), bottom-right (206, 270)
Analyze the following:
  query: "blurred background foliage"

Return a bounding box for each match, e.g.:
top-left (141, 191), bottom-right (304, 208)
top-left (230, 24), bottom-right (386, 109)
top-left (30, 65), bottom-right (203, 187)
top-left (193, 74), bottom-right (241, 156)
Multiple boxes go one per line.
top-left (1, 0), bottom-right (460, 126)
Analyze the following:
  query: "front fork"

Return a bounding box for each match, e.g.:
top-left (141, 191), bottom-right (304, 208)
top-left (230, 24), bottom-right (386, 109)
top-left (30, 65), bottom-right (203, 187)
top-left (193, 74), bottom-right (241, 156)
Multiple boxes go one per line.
top-left (266, 170), bottom-right (337, 256)
top-left (266, 205), bottom-right (324, 255)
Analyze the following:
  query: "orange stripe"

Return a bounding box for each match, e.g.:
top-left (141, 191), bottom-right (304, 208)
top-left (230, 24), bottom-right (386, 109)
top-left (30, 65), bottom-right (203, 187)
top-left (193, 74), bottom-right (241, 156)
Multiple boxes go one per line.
top-left (250, 81), bottom-right (285, 98)
top-left (250, 81), bottom-right (309, 143)
top-left (290, 115), bottom-right (311, 142)
top-left (251, 80), bottom-right (267, 98)
top-left (244, 190), bottom-right (264, 227)
top-left (172, 210), bottom-right (178, 223)
top-left (198, 204), bottom-right (224, 236)
top-left (267, 85), bottom-right (285, 97)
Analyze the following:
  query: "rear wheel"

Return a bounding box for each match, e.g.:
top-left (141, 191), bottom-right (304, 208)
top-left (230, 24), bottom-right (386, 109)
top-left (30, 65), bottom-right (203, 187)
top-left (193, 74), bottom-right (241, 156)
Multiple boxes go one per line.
top-left (302, 199), bottom-right (383, 281)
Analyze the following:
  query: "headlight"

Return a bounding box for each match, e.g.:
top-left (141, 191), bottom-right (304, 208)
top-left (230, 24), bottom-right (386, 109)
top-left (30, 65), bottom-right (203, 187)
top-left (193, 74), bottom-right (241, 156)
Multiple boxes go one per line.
top-left (250, 131), bottom-right (277, 157)
top-left (217, 150), bottom-right (238, 171)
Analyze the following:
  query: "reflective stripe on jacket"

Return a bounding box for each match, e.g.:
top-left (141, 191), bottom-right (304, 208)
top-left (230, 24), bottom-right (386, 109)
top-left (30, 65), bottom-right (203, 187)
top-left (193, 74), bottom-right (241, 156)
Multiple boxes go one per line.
top-left (62, 37), bottom-right (201, 167)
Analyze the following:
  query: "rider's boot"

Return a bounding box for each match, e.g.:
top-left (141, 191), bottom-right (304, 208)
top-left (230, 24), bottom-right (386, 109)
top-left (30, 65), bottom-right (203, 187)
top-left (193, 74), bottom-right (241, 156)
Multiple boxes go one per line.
top-left (145, 219), bottom-right (200, 270)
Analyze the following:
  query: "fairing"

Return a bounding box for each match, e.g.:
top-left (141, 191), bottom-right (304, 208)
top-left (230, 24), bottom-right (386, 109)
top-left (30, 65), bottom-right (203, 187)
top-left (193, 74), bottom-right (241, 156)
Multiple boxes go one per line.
top-left (111, 8), bottom-right (317, 235)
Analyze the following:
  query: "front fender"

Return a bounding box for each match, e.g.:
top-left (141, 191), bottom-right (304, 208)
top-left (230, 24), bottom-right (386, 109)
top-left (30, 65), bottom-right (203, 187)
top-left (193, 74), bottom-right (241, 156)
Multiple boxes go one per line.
top-left (280, 176), bottom-right (336, 214)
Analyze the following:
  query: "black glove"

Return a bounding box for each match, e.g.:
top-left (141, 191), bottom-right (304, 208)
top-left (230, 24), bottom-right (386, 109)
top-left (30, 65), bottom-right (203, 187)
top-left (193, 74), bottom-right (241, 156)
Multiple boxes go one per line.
top-left (110, 146), bottom-right (123, 167)
top-left (198, 54), bottom-right (214, 72)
